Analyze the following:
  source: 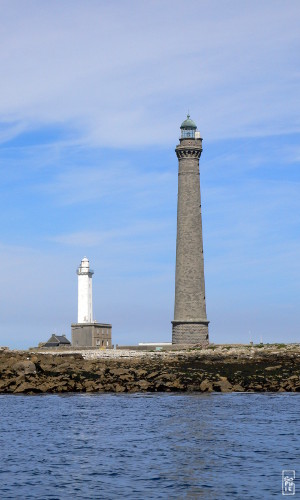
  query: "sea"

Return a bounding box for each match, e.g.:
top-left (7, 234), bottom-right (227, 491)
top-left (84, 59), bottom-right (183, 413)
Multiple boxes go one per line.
top-left (0, 393), bottom-right (299, 499)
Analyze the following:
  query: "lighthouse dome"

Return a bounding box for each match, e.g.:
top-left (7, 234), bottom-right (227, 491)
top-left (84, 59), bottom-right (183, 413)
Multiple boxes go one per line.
top-left (180, 114), bottom-right (197, 130)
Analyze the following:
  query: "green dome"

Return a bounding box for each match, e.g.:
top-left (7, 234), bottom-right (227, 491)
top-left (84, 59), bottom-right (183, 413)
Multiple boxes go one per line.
top-left (180, 114), bottom-right (197, 129)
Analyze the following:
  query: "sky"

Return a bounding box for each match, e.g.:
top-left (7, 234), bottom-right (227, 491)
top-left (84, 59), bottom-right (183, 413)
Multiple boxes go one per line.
top-left (0, 0), bottom-right (299, 348)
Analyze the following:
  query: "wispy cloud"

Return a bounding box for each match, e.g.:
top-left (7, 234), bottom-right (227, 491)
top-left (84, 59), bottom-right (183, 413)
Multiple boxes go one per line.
top-left (0, 1), bottom-right (299, 146)
top-left (49, 220), bottom-right (171, 247)
top-left (36, 163), bottom-right (174, 207)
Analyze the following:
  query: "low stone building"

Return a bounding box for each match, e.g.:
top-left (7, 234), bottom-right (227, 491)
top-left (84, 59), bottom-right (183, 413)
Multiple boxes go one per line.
top-left (71, 323), bottom-right (112, 348)
top-left (43, 334), bottom-right (71, 347)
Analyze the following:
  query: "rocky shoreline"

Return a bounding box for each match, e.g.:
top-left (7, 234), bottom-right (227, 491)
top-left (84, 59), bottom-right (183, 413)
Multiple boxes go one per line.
top-left (0, 345), bottom-right (299, 394)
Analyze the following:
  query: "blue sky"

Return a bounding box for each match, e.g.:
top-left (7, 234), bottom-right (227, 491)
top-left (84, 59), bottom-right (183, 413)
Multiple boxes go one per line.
top-left (0, 0), bottom-right (299, 348)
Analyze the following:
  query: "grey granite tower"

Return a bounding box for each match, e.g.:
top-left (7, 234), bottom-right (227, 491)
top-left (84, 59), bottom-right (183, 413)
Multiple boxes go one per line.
top-left (172, 115), bottom-right (209, 345)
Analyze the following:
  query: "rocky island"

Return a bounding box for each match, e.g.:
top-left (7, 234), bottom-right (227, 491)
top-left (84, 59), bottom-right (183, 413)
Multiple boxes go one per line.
top-left (0, 344), bottom-right (299, 394)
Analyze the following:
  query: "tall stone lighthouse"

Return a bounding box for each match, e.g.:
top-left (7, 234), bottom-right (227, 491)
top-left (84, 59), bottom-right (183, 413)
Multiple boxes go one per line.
top-left (172, 115), bottom-right (209, 345)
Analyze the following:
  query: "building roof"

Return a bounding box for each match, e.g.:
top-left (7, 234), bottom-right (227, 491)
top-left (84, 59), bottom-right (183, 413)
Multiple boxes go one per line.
top-left (56, 335), bottom-right (71, 344)
top-left (180, 114), bottom-right (197, 129)
top-left (44, 334), bottom-right (71, 347)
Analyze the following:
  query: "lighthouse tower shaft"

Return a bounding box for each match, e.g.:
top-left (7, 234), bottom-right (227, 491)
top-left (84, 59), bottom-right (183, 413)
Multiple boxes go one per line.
top-left (172, 118), bottom-right (209, 344)
top-left (77, 257), bottom-right (93, 323)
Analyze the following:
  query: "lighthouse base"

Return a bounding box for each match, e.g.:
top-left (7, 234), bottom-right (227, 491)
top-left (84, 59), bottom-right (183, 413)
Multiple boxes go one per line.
top-left (71, 322), bottom-right (112, 348)
top-left (172, 320), bottom-right (209, 345)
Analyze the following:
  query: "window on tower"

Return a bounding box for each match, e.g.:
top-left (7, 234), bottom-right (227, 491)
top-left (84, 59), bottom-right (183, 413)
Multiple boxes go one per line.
top-left (181, 128), bottom-right (195, 139)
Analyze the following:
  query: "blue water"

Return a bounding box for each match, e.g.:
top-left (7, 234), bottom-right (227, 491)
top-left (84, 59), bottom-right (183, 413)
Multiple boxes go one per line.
top-left (0, 393), bottom-right (299, 499)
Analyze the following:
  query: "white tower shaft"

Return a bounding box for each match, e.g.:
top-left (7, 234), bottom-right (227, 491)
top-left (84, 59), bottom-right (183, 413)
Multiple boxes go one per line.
top-left (77, 257), bottom-right (94, 323)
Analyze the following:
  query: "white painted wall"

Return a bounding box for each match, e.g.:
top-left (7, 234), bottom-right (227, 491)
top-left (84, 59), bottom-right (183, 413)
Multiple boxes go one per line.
top-left (77, 257), bottom-right (93, 323)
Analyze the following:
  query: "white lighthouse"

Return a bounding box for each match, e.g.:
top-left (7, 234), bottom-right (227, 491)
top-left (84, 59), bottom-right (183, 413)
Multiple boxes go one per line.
top-left (71, 257), bottom-right (112, 348)
top-left (77, 257), bottom-right (93, 323)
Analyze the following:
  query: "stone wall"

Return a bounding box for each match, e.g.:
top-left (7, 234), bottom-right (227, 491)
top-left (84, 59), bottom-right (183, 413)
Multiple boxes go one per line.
top-left (172, 321), bottom-right (209, 345)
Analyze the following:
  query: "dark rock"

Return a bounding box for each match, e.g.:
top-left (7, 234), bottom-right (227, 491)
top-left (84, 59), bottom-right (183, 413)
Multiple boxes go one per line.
top-left (137, 380), bottom-right (151, 390)
top-left (213, 377), bottom-right (232, 392)
top-left (115, 384), bottom-right (126, 393)
top-left (14, 382), bottom-right (41, 393)
top-left (232, 384), bottom-right (244, 392)
top-left (13, 360), bottom-right (36, 375)
top-left (199, 379), bottom-right (213, 392)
